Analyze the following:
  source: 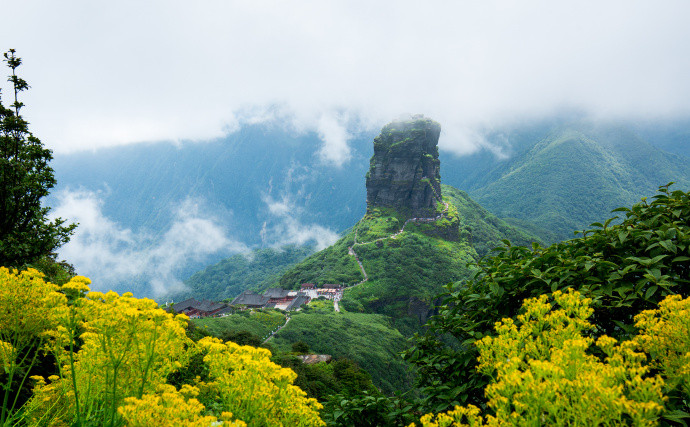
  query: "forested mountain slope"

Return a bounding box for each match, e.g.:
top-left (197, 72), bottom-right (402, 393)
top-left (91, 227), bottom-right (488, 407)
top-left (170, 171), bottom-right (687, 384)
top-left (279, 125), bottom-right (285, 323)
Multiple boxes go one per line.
top-left (456, 123), bottom-right (690, 241)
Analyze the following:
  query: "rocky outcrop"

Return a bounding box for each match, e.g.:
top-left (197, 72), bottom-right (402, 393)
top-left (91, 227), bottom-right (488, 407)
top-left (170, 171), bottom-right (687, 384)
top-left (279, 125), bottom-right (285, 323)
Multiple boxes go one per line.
top-left (298, 354), bottom-right (332, 365)
top-left (366, 116), bottom-right (442, 217)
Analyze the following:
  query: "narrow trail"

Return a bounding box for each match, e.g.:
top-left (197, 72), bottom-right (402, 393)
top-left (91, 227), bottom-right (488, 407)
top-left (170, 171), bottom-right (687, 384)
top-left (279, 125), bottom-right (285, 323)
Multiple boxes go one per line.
top-left (346, 187), bottom-right (450, 293)
top-left (263, 315), bottom-right (291, 343)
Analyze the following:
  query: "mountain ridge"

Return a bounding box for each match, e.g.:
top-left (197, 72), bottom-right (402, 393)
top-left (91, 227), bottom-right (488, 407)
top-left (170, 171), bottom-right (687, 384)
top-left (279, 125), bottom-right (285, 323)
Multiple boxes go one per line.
top-left (468, 123), bottom-right (690, 240)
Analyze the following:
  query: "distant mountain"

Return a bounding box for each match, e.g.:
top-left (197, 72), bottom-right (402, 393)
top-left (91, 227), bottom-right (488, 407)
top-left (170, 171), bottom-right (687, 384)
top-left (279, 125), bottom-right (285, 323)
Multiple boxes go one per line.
top-left (48, 117), bottom-right (690, 295)
top-left (460, 123), bottom-right (690, 241)
top-left (630, 118), bottom-right (690, 158)
top-left (50, 124), bottom-right (374, 246)
top-left (48, 124), bottom-right (374, 295)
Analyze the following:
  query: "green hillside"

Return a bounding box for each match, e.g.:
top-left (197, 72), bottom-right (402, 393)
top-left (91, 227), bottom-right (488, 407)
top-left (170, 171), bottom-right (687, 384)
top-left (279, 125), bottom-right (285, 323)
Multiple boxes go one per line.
top-left (270, 307), bottom-right (411, 394)
top-left (174, 245), bottom-right (313, 301)
top-left (280, 185), bottom-right (541, 318)
top-left (271, 185), bottom-right (542, 392)
top-left (469, 123), bottom-right (690, 241)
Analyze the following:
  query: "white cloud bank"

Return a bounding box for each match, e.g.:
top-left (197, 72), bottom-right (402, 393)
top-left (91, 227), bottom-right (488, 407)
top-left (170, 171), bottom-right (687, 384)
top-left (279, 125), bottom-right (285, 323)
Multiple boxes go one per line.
top-left (261, 194), bottom-right (340, 251)
top-left (50, 190), bottom-right (248, 296)
top-left (3, 1), bottom-right (690, 163)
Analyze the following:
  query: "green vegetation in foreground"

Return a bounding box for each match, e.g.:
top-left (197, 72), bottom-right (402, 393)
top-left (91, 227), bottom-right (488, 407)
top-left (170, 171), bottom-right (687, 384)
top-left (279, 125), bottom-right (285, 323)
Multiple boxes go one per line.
top-left (176, 245), bottom-right (313, 301)
top-left (270, 305), bottom-right (411, 395)
top-left (192, 308), bottom-right (286, 340)
top-left (406, 184), bottom-right (690, 415)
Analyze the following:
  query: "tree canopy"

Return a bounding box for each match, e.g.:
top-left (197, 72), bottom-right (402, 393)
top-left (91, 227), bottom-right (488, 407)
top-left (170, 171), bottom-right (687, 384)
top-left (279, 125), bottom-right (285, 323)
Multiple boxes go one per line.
top-left (0, 49), bottom-right (75, 267)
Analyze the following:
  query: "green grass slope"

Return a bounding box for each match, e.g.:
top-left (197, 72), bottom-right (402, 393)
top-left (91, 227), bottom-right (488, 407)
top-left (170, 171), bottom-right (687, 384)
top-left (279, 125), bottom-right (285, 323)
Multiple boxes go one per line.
top-left (193, 309), bottom-right (286, 339)
top-left (270, 306), bottom-right (411, 395)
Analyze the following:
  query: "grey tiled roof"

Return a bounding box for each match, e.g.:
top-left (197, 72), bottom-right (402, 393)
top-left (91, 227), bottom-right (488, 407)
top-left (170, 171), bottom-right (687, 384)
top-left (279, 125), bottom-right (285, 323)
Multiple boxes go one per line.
top-left (171, 298), bottom-right (200, 313)
top-left (286, 294), bottom-right (310, 311)
top-left (264, 288), bottom-right (290, 299)
top-left (230, 290), bottom-right (270, 307)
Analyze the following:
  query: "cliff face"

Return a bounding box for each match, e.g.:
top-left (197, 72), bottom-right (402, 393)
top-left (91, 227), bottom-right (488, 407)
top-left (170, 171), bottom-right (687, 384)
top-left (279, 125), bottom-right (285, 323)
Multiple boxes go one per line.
top-left (366, 116), bottom-right (442, 216)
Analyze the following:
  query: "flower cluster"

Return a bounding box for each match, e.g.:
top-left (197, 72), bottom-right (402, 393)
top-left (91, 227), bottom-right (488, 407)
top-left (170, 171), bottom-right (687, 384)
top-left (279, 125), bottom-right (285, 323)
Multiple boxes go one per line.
top-left (413, 290), bottom-right (668, 426)
top-left (118, 384), bottom-right (246, 427)
top-left (634, 294), bottom-right (690, 398)
top-left (0, 268), bottom-right (325, 426)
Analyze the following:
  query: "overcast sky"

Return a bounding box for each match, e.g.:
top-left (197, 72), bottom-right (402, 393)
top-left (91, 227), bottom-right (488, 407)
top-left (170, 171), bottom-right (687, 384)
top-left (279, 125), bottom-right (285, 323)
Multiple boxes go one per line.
top-left (2, 0), bottom-right (690, 164)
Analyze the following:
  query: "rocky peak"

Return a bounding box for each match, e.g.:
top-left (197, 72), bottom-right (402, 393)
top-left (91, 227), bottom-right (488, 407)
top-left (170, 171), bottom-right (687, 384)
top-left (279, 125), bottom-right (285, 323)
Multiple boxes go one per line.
top-left (365, 116), bottom-right (442, 216)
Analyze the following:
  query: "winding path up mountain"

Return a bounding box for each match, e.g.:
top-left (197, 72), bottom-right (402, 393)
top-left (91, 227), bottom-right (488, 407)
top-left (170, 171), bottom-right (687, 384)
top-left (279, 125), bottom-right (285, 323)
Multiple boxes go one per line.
top-left (346, 189), bottom-right (450, 292)
top-left (263, 314), bottom-right (291, 343)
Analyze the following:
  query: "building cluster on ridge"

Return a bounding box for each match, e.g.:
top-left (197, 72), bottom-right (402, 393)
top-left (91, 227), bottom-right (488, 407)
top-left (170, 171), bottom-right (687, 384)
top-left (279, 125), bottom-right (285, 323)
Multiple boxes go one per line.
top-left (170, 283), bottom-right (344, 318)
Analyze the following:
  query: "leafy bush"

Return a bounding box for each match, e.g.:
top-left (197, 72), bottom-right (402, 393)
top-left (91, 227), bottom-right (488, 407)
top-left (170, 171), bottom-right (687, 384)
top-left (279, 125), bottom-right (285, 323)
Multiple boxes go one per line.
top-left (405, 184), bottom-right (690, 412)
top-left (322, 391), bottom-right (414, 427)
top-left (413, 291), bottom-right (676, 426)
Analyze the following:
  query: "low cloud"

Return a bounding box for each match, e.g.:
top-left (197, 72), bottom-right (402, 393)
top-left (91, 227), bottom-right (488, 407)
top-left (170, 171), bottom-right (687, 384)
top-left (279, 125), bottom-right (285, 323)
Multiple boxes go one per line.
top-left (317, 112), bottom-right (352, 167)
top-left (50, 189), bottom-right (248, 297)
top-left (4, 2), bottom-right (689, 160)
top-left (260, 194), bottom-right (339, 251)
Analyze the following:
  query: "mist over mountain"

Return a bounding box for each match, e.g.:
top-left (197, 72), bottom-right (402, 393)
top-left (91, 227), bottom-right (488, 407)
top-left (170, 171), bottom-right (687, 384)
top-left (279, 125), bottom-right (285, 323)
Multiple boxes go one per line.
top-left (48, 117), bottom-right (690, 296)
top-left (447, 121), bottom-right (690, 241)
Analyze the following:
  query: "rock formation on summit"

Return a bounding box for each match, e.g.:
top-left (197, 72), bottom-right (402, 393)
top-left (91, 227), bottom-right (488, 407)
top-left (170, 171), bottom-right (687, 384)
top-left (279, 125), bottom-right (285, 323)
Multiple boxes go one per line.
top-left (366, 116), bottom-right (442, 217)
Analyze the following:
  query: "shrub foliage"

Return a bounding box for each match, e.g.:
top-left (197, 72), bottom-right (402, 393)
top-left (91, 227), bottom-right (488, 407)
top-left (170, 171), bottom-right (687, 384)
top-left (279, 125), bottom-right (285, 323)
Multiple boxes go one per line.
top-left (404, 184), bottom-right (690, 412)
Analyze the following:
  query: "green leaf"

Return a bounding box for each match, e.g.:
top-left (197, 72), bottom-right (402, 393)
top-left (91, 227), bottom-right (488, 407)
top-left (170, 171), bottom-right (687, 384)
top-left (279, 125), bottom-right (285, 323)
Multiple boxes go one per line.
top-left (650, 254), bottom-right (668, 264)
top-left (617, 231), bottom-right (629, 244)
top-left (658, 240), bottom-right (676, 253)
top-left (662, 409), bottom-right (690, 423)
top-left (645, 286), bottom-right (658, 299)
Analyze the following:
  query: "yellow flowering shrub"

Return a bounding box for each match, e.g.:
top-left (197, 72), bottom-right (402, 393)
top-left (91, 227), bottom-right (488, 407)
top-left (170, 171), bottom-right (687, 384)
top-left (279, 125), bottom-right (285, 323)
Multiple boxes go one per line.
top-left (413, 290), bottom-right (666, 426)
top-left (196, 336), bottom-right (325, 427)
top-left (634, 294), bottom-right (690, 399)
top-left (118, 383), bottom-right (246, 427)
top-left (0, 341), bottom-right (15, 372)
top-left (1, 268), bottom-right (325, 426)
top-left (0, 267), bottom-right (65, 345)
top-left (28, 285), bottom-right (191, 425)
top-left (0, 268), bottom-right (66, 423)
